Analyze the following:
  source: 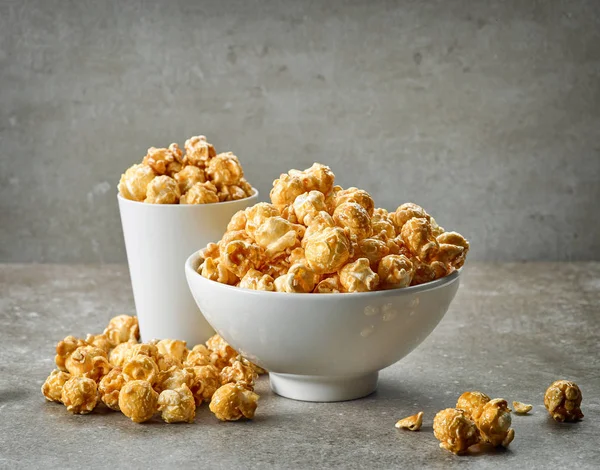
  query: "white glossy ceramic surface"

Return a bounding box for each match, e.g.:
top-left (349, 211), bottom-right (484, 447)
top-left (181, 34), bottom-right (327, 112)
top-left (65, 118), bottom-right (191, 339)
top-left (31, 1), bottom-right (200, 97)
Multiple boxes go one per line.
top-left (118, 190), bottom-right (258, 345)
top-left (185, 251), bottom-right (461, 402)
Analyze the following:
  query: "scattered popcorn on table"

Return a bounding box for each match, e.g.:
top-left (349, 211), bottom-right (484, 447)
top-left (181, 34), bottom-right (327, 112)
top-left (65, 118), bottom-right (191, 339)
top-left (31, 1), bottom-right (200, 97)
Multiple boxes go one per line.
top-left (433, 408), bottom-right (480, 454)
top-left (209, 383), bottom-right (259, 421)
top-left (544, 380), bottom-right (584, 422)
top-left (512, 401), bottom-right (533, 414)
top-left (456, 390), bottom-right (491, 422)
top-left (475, 398), bottom-right (515, 447)
top-left (395, 411), bottom-right (423, 431)
top-left (196, 163), bottom-right (469, 292)
top-left (118, 135), bottom-right (255, 204)
top-left (42, 317), bottom-right (262, 424)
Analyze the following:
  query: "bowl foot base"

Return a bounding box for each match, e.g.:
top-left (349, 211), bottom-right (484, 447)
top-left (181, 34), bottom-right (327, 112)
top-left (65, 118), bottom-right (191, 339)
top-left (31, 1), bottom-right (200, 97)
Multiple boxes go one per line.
top-left (269, 372), bottom-right (378, 402)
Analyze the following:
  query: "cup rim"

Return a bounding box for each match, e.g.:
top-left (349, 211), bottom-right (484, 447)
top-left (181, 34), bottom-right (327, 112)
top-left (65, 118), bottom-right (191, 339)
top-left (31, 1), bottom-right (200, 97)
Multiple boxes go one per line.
top-left (117, 188), bottom-right (259, 207)
top-left (185, 250), bottom-right (462, 299)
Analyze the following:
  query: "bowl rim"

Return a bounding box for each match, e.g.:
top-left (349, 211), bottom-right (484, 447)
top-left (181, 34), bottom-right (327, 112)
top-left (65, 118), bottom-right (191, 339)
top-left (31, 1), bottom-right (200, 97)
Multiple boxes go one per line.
top-left (185, 250), bottom-right (461, 299)
top-left (117, 188), bottom-right (259, 207)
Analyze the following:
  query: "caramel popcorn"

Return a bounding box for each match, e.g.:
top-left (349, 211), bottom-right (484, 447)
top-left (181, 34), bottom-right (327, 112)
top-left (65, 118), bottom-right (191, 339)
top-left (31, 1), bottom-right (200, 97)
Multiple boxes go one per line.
top-left (158, 385), bottom-right (196, 423)
top-left (198, 163), bottom-right (468, 292)
top-left (395, 411), bottom-right (424, 431)
top-left (206, 334), bottom-right (238, 369)
top-left (104, 315), bottom-right (140, 347)
top-left (187, 365), bottom-right (221, 405)
top-left (339, 258), bottom-right (379, 292)
top-left (377, 254), bottom-right (414, 289)
top-left (65, 346), bottom-right (111, 381)
top-left (119, 134), bottom-right (254, 204)
top-left (118, 163), bottom-right (156, 202)
top-left (129, 343), bottom-right (160, 363)
top-left (544, 380), bottom-right (584, 422)
top-left (209, 383), bottom-right (259, 421)
top-left (512, 401), bottom-right (532, 414)
top-left (475, 399), bottom-right (515, 447)
top-left (98, 367), bottom-right (126, 411)
top-left (183, 135), bottom-right (216, 167)
top-left (239, 269), bottom-right (275, 291)
top-left (156, 339), bottom-right (188, 364)
top-left (220, 359), bottom-right (258, 389)
top-left (55, 335), bottom-right (87, 371)
top-left (456, 391), bottom-right (491, 422)
top-left (180, 181), bottom-right (218, 204)
top-left (174, 165), bottom-right (206, 194)
top-left (109, 340), bottom-right (137, 367)
top-left (119, 380), bottom-right (159, 423)
top-left (145, 175), bottom-right (181, 204)
top-left (61, 377), bottom-right (98, 414)
top-left (41, 370), bottom-right (71, 403)
top-left (155, 366), bottom-right (192, 393)
top-left (122, 355), bottom-right (159, 385)
top-left (433, 408), bottom-right (479, 454)
top-left (184, 344), bottom-right (213, 368)
top-left (156, 352), bottom-right (183, 371)
top-left (85, 333), bottom-right (112, 354)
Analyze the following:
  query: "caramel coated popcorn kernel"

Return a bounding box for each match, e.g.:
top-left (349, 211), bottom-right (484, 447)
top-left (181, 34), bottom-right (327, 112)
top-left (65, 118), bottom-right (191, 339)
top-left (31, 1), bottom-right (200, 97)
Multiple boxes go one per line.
top-left (119, 380), bottom-right (159, 423)
top-left (475, 398), bottom-right (515, 447)
top-left (544, 380), bottom-right (584, 422)
top-left (433, 408), bottom-right (479, 454)
top-left (61, 377), bottom-right (98, 415)
top-left (209, 383), bottom-right (259, 421)
top-left (122, 354), bottom-right (159, 385)
top-left (456, 391), bottom-right (491, 422)
top-left (145, 175), bottom-right (181, 204)
top-left (158, 385), bottom-right (196, 423)
top-left (220, 358), bottom-right (258, 389)
top-left (104, 315), bottom-right (140, 347)
top-left (41, 370), bottom-right (71, 403)
top-left (395, 411), bottom-right (424, 431)
top-left (98, 367), bottom-right (126, 411)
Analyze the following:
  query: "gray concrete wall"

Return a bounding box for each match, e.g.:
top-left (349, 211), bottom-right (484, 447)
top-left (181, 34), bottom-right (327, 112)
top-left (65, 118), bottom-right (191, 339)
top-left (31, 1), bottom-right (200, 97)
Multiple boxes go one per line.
top-left (1, 0), bottom-right (599, 263)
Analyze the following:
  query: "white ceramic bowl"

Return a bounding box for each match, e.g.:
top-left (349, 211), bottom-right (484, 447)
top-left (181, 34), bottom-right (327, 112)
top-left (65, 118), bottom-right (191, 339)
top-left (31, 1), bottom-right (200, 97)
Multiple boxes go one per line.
top-left (185, 251), bottom-right (461, 402)
top-left (118, 190), bottom-right (258, 345)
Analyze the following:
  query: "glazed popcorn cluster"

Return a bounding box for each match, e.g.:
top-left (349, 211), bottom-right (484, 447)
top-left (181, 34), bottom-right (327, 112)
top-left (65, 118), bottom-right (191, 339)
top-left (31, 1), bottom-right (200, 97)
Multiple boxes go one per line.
top-left (118, 135), bottom-right (254, 204)
top-left (395, 381), bottom-right (583, 456)
top-left (41, 315), bottom-right (262, 423)
top-left (197, 163), bottom-right (469, 293)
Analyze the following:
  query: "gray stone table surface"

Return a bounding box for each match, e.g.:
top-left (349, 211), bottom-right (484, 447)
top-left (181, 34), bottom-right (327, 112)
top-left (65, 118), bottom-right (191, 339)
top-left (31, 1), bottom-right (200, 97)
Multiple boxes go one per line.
top-left (0, 263), bottom-right (598, 469)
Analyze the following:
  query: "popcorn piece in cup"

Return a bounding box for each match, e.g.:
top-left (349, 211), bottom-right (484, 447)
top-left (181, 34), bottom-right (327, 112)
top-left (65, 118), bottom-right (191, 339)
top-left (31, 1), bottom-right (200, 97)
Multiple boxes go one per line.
top-left (158, 385), bottom-right (196, 423)
top-left (209, 383), bottom-right (259, 421)
top-left (41, 370), bottom-right (71, 403)
top-left (61, 377), bottom-right (98, 415)
top-left (180, 181), bottom-right (219, 204)
top-left (183, 135), bottom-right (216, 168)
top-left (218, 184), bottom-right (247, 202)
top-left (206, 152), bottom-right (244, 186)
top-left (118, 164), bottom-right (156, 202)
top-left (174, 165), bottom-right (205, 194)
top-left (433, 408), bottom-right (479, 454)
top-left (143, 145), bottom-right (182, 175)
top-left (98, 367), bottom-right (126, 411)
top-left (339, 258), bottom-right (379, 293)
top-left (119, 380), bottom-right (159, 423)
top-left (145, 175), bottom-right (181, 204)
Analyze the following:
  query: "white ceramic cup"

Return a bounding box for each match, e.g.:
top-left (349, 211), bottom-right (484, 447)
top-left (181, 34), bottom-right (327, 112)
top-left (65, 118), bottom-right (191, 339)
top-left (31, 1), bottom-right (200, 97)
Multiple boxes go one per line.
top-left (118, 190), bottom-right (258, 345)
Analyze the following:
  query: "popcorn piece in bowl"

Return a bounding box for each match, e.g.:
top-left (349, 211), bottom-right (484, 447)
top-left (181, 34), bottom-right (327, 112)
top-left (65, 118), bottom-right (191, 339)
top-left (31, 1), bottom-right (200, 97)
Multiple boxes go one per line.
top-left (119, 380), bottom-right (159, 423)
top-left (206, 152), bottom-right (244, 186)
top-left (400, 217), bottom-right (439, 262)
top-left (377, 254), bottom-right (414, 289)
top-left (158, 385), bottom-right (196, 423)
top-left (174, 165), bottom-right (206, 194)
top-left (143, 144), bottom-right (183, 175)
top-left (239, 269), bottom-right (275, 291)
top-left (220, 240), bottom-right (263, 278)
top-left (339, 258), bottom-right (379, 293)
top-left (200, 257), bottom-right (239, 285)
top-left (293, 191), bottom-right (328, 226)
top-left (304, 226), bottom-right (351, 275)
top-left (332, 187), bottom-right (375, 216)
top-left (314, 274), bottom-right (343, 293)
top-left (544, 380), bottom-right (584, 422)
top-left (61, 377), bottom-right (98, 415)
top-left (41, 370), bottom-right (71, 403)
top-left (333, 202), bottom-right (373, 241)
top-left (433, 408), bottom-right (480, 454)
top-left (209, 383), bottom-right (259, 421)
top-left (274, 262), bottom-right (319, 293)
